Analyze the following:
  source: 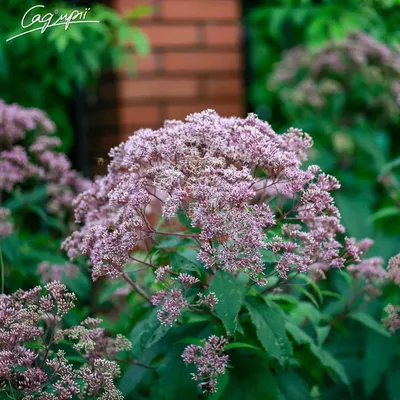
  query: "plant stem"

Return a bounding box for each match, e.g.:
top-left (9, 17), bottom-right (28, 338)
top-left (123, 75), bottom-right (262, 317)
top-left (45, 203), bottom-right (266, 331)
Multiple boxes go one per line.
top-left (122, 272), bottom-right (152, 304)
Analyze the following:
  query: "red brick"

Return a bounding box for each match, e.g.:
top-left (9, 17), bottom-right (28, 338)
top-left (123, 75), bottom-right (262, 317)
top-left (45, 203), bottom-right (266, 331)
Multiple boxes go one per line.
top-left (136, 53), bottom-right (158, 73)
top-left (120, 53), bottom-right (158, 74)
top-left (204, 24), bottom-right (241, 47)
top-left (204, 77), bottom-right (243, 97)
top-left (164, 51), bottom-right (241, 72)
top-left (118, 78), bottom-right (198, 100)
top-left (119, 105), bottom-right (160, 126)
top-left (160, 0), bottom-right (239, 21)
top-left (141, 24), bottom-right (198, 47)
top-left (165, 102), bottom-right (244, 120)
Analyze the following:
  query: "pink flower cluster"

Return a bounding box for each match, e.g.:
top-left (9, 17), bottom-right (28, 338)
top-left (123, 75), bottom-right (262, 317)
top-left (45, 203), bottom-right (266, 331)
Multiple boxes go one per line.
top-left (63, 110), bottom-right (348, 284)
top-left (383, 303), bottom-right (400, 333)
top-left (0, 207), bottom-right (12, 239)
top-left (270, 32), bottom-right (400, 123)
top-left (182, 335), bottom-right (229, 394)
top-left (151, 268), bottom-right (217, 325)
top-left (0, 282), bottom-right (130, 399)
top-left (0, 99), bottom-right (90, 238)
top-left (62, 109), bottom-right (395, 329)
top-left (0, 99), bottom-right (55, 146)
top-left (37, 261), bottom-right (80, 284)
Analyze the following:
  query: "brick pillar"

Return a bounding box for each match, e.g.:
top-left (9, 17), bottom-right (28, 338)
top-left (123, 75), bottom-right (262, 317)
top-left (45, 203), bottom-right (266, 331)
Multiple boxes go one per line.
top-left (113, 0), bottom-right (245, 142)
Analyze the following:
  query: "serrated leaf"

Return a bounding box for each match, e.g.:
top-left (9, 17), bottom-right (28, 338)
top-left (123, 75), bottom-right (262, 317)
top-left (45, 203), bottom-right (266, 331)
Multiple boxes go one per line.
top-left (350, 312), bottom-right (390, 337)
top-left (210, 271), bottom-right (246, 334)
top-left (246, 296), bottom-right (292, 365)
top-left (286, 322), bottom-right (350, 387)
top-left (310, 345), bottom-right (350, 388)
top-left (129, 309), bottom-right (171, 353)
top-left (170, 248), bottom-right (202, 273)
top-left (285, 322), bottom-right (312, 346)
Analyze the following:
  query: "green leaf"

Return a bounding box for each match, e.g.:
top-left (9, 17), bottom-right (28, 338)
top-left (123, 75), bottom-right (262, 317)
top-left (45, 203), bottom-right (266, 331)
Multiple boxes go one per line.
top-left (335, 192), bottom-right (373, 239)
top-left (210, 271), bottom-right (246, 334)
top-left (380, 156), bottom-right (400, 175)
top-left (285, 322), bottom-right (313, 346)
top-left (293, 286), bottom-right (320, 309)
top-left (98, 281), bottom-right (127, 304)
top-left (65, 355), bottom-right (87, 364)
top-left (64, 271), bottom-right (90, 300)
top-left (290, 302), bottom-right (322, 327)
top-left (350, 312), bottom-right (390, 337)
top-left (246, 296), bottom-right (292, 365)
top-left (260, 248), bottom-right (276, 263)
top-left (177, 337), bottom-right (204, 346)
top-left (157, 235), bottom-right (182, 249)
top-left (221, 353), bottom-right (278, 400)
top-left (129, 309), bottom-right (171, 353)
top-left (364, 331), bottom-right (395, 396)
top-left (119, 363), bottom-right (151, 396)
top-left (316, 326), bottom-right (331, 347)
top-left (310, 346), bottom-right (350, 388)
top-left (125, 5), bottom-right (154, 19)
top-left (370, 207), bottom-right (400, 222)
top-left (297, 274), bottom-right (323, 305)
top-left (278, 372), bottom-right (311, 400)
top-left (321, 290), bottom-right (344, 301)
top-left (4, 186), bottom-right (47, 210)
top-left (157, 347), bottom-right (198, 400)
top-left (170, 248), bottom-right (202, 273)
top-left (386, 368), bottom-right (400, 400)
top-left (176, 208), bottom-right (192, 229)
top-left (225, 342), bottom-right (262, 351)
top-left (286, 322), bottom-right (350, 387)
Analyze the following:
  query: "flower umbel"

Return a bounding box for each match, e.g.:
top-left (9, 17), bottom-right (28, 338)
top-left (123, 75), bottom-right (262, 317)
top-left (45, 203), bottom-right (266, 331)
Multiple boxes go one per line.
top-left (182, 335), bottom-right (229, 394)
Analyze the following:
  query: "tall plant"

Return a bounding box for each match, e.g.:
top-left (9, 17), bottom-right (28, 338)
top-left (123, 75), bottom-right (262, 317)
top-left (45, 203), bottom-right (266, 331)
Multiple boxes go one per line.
top-left (0, 99), bottom-right (89, 294)
top-left (61, 110), bottom-right (400, 399)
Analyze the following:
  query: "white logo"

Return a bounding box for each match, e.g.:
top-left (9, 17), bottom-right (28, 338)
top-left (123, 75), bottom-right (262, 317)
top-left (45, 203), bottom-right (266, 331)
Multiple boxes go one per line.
top-left (7, 5), bottom-right (100, 42)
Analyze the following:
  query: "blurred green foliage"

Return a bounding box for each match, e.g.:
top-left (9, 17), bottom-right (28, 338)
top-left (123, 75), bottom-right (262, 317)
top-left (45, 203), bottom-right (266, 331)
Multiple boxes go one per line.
top-left (0, 0), bottom-right (151, 150)
top-left (247, 1), bottom-right (400, 398)
top-left (248, 0), bottom-right (400, 115)
top-left (248, 0), bottom-right (400, 251)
